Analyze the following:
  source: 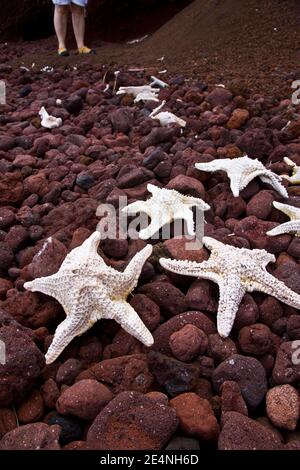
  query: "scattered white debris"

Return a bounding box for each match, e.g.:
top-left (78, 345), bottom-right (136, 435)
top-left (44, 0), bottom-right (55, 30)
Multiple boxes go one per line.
top-left (281, 120), bottom-right (291, 131)
top-left (31, 63), bottom-right (35, 68)
top-left (158, 69), bottom-right (167, 74)
top-left (150, 100), bottom-right (186, 127)
top-left (20, 66), bottom-right (30, 72)
top-left (56, 99), bottom-right (62, 106)
top-left (37, 237), bottom-right (53, 258)
top-left (128, 68), bottom-right (145, 72)
top-left (127, 34), bottom-right (149, 45)
top-left (39, 107), bottom-right (62, 129)
top-left (216, 83), bottom-right (225, 88)
top-left (150, 75), bottom-right (169, 88)
top-left (117, 85), bottom-right (160, 102)
top-left (157, 56), bottom-right (165, 62)
top-left (41, 66), bottom-right (54, 73)
top-left (104, 84), bottom-right (110, 92)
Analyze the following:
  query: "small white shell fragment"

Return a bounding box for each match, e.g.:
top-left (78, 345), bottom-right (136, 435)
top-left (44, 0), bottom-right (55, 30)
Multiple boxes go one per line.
top-left (39, 106), bottom-right (62, 129)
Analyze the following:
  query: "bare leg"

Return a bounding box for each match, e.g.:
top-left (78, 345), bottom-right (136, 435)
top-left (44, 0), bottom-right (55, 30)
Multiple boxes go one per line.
top-left (54, 5), bottom-right (69, 50)
top-left (71, 3), bottom-right (85, 49)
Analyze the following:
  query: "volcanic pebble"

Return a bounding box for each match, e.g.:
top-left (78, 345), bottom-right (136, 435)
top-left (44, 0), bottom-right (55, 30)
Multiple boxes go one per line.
top-left (169, 324), bottom-right (208, 361)
top-left (170, 392), bottom-right (219, 441)
top-left (218, 412), bottom-right (282, 450)
top-left (17, 389), bottom-right (44, 424)
top-left (87, 391), bottom-right (178, 450)
top-left (266, 385), bottom-right (299, 430)
top-left (220, 381), bottom-right (248, 416)
top-left (207, 334), bottom-right (237, 363)
top-left (0, 423), bottom-right (61, 450)
top-left (212, 354), bottom-right (267, 408)
top-left (272, 341), bottom-right (300, 384)
top-left (238, 323), bottom-right (273, 355)
top-left (56, 379), bottom-right (113, 420)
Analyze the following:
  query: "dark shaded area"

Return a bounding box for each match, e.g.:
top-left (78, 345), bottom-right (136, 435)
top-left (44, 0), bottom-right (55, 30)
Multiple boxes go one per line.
top-left (1, 0), bottom-right (193, 42)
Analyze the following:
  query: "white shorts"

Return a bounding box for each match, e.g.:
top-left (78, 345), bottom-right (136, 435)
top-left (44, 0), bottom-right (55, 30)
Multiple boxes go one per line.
top-left (52, 0), bottom-right (88, 7)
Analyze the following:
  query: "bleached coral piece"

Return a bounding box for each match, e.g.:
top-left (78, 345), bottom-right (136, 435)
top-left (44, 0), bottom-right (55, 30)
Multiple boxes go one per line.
top-left (24, 232), bottom-right (154, 364)
top-left (39, 107), bottom-right (62, 129)
top-left (281, 157), bottom-right (300, 184)
top-left (160, 236), bottom-right (300, 338)
top-left (267, 201), bottom-right (300, 237)
top-left (195, 155), bottom-right (288, 198)
top-left (122, 183), bottom-right (210, 239)
top-left (149, 100), bottom-right (186, 127)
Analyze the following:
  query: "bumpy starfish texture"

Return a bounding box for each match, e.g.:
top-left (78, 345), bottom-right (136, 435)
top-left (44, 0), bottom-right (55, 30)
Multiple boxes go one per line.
top-left (24, 232), bottom-right (153, 364)
top-left (122, 183), bottom-right (210, 239)
top-left (160, 236), bottom-right (300, 338)
top-left (195, 155), bottom-right (288, 198)
top-left (281, 157), bottom-right (300, 184)
top-left (267, 201), bottom-right (300, 237)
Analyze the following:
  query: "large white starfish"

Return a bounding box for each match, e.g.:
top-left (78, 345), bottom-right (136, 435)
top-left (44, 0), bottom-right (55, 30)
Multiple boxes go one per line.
top-left (267, 201), bottom-right (300, 237)
top-left (281, 157), bottom-right (300, 184)
top-left (122, 183), bottom-right (210, 239)
top-left (24, 232), bottom-right (154, 364)
top-left (195, 155), bottom-right (288, 198)
top-left (160, 236), bottom-right (300, 337)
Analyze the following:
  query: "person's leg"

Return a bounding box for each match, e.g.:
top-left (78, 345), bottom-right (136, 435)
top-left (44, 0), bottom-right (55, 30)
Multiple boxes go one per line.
top-left (54, 4), bottom-right (69, 51)
top-left (70, 3), bottom-right (85, 49)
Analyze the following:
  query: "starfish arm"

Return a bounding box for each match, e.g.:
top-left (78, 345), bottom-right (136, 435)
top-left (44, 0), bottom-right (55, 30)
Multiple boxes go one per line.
top-left (267, 221), bottom-right (300, 236)
top-left (160, 257), bottom-right (220, 282)
top-left (147, 183), bottom-right (162, 196)
top-left (273, 201), bottom-right (300, 221)
top-left (184, 196), bottom-right (210, 211)
top-left (217, 275), bottom-right (246, 337)
top-left (24, 275), bottom-right (64, 304)
top-left (122, 200), bottom-right (152, 217)
top-left (251, 271), bottom-right (300, 310)
top-left (259, 173), bottom-right (288, 198)
top-left (228, 172), bottom-right (244, 197)
top-left (138, 215), bottom-right (169, 239)
top-left (60, 231), bottom-right (103, 271)
top-left (45, 314), bottom-right (93, 364)
top-left (122, 244), bottom-right (153, 291)
top-left (113, 300), bottom-right (154, 346)
top-left (173, 207), bottom-right (195, 236)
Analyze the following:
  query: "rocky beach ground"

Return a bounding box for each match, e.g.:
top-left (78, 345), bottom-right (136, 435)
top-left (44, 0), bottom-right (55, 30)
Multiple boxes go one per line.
top-left (1, 0), bottom-right (300, 452)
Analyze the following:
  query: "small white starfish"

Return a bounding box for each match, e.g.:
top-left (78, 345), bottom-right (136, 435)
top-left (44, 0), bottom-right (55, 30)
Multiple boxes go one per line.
top-left (281, 157), bottom-right (300, 184)
top-left (39, 107), bottom-right (62, 129)
top-left (160, 236), bottom-right (300, 337)
top-left (149, 101), bottom-right (186, 127)
top-left (122, 183), bottom-right (210, 239)
top-left (267, 201), bottom-right (300, 237)
top-left (195, 155), bottom-right (288, 198)
top-left (24, 232), bottom-right (154, 364)
top-left (117, 85), bottom-right (160, 102)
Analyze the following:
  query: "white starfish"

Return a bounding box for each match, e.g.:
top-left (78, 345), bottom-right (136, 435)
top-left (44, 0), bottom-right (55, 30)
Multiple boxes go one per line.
top-left (117, 85), bottom-right (160, 102)
top-left (195, 155), bottom-right (288, 198)
top-left (281, 157), bottom-right (300, 184)
top-left (122, 183), bottom-right (210, 239)
top-left (39, 106), bottom-right (62, 129)
top-left (150, 100), bottom-right (186, 127)
top-left (267, 201), bottom-right (300, 237)
top-left (160, 236), bottom-right (300, 338)
top-left (24, 232), bottom-right (153, 364)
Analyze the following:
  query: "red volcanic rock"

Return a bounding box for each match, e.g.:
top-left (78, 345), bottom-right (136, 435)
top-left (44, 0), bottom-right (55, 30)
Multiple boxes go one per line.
top-left (266, 385), bottom-right (299, 430)
top-left (212, 354), bottom-right (267, 408)
top-left (238, 323), bottom-right (273, 356)
top-left (152, 311), bottom-right (216, 355)
top-left (130, 294), bottom-right (160, 331)
top-left (139, 127), bottom-right (179, 152)
top-left (0, 423), bottom-right (61, 450)
top-left (169, 324), bottom-right (208, 362)
top-left (0, 208), bottom-right (15, 230)
top-left (0, 324), bottom-right (45, 407)
top-left (170, 392), bottom-right (219, 441)
top-left (87, 391), bottom-right (178, 450)
top-left (206, 88), bottom-right (233, 107)
top-left (0, 172), bottom-right (24, 205)
top-left (0, 242), bottom-right (14, 273)
top-left (220, 381), bottom-right (248, 416)
top-left (186, 279), bottom-right (217, 313)
top-left (227, 108), bottom-right (249, 129)
top-left (77, 354), bottom-right (153, 394)
top-left (234, 216), bottom-right (291, 252)
top-left (259, 297), bottom-right (283, 329)
top-left (287, 315), bottom-right (300, 340)
top-left (138, 281), bottom-right (188, 317)
top-left (28, 237), bottom-right (67, 279)
top-left (273, 262), bottom-right (300, 295)
top-left (0, 278), bottom-right (12, 300)
top-left (57, 379), bottom-right (113, 420)
top-left (218, 412), bottom-right (282, 450)
top-left (163, 238), bottom-right (209, 263)
top-left (78, 336), bottom-right (102, 365)
top-left (148, 350), bottom-right (200, 396)
top-left (166, 175), bottom-right (206, 199)
top-left (41, 378), bottom-right (60, 409)
top-left (246, 190), bottom-right (276, 220)
top-left (272, 341), bottom-right (300, 384)
top-left (17, 389), bottom-right (44, 424)
top-left (110, 107), bottom-right (133, 134)
top-left (56, 359), bottom-right (83, 386)
top-left (236, 128), bottom-right (273, 158)
top-left (207, 334), bottom-right (237, 363)
top-left (233, 293), bottom-right (259, 331)
top-left (0, 409), bottom-right (17, 439)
